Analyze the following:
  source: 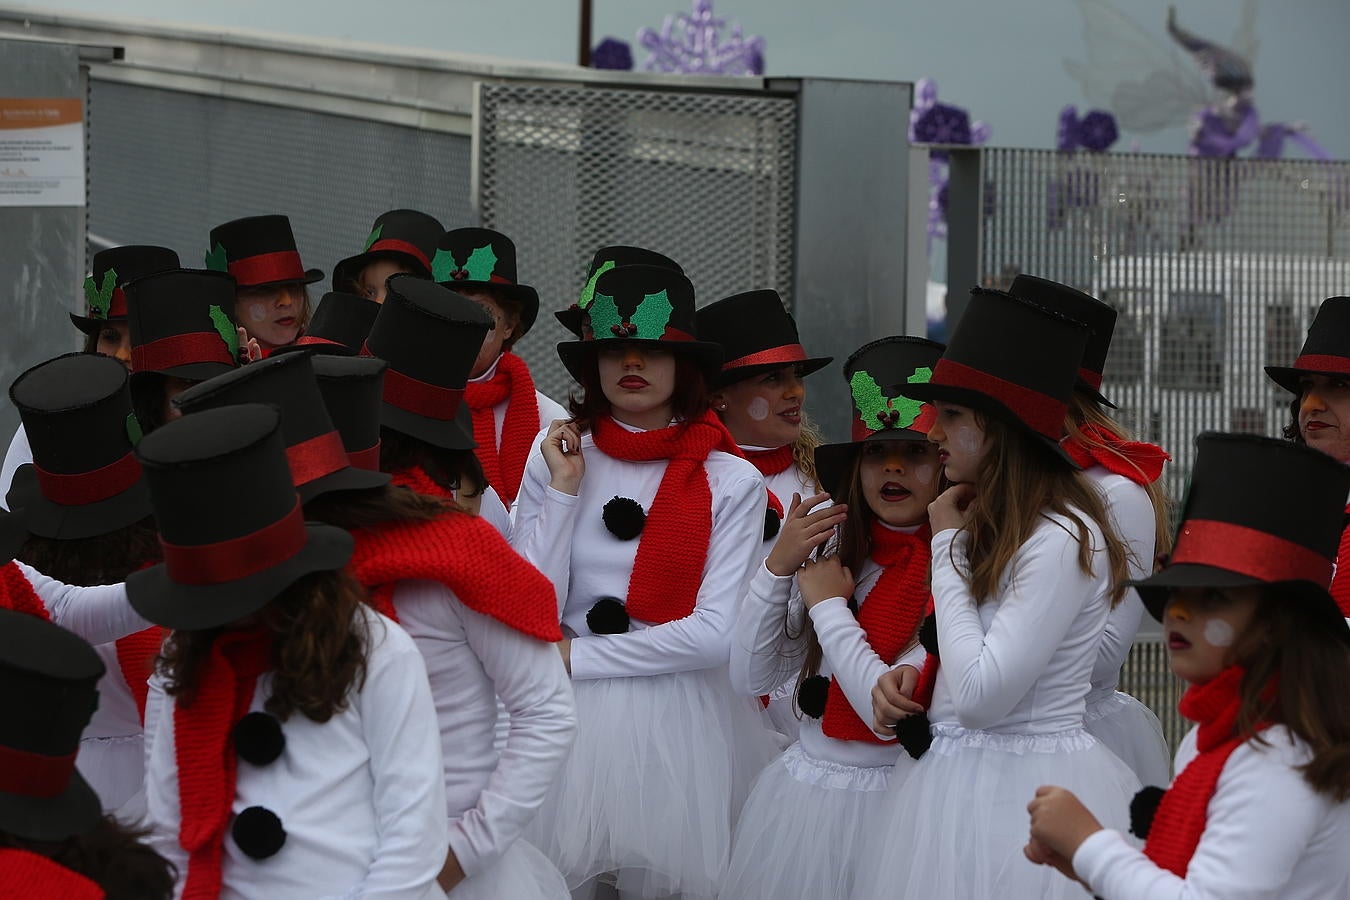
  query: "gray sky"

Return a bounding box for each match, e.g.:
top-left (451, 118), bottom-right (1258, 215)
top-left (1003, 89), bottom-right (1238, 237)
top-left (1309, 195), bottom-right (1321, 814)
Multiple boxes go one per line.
top-left (8, 0), bottom-right (1347, 158)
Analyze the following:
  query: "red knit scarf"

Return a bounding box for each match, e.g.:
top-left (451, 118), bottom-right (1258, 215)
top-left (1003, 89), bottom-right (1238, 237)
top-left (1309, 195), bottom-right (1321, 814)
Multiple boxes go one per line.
top-left (821, 522), bottom-right (932, 743)
top-left (741, 445), bottom-right (793, 522)
top-left (1061, 424), bottom-right (1170, 485)
top-left (591, 411), bottom-right (738, 625)
top-left (174, 628), bottom-right (274, 900)
top-left (465, 352), bottom-right (540, 506)
top-left (347, 512), bottom-right (563, 642)
top-left (0, 560), bottom-right (48, 620)
top-left (390, 464), bottom-right (452, 502)
top-left (0, 849), bottom-right (104, 899)
top-left (1331, 507), bottom-right (1350, 618)
top-left (115, 626), bottom-right (168, 723)
top-left (1143, 665), bottom-right (1271, 877)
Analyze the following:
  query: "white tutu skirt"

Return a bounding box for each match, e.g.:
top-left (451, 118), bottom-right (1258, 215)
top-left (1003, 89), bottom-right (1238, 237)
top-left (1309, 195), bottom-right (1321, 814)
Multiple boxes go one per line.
top-left (852, 725), bottom-right (1141, 900)
top-left (1085, 690), bottom-right (1173, 788)
top-left (524, 666), bottom-right (779, 900)
top-left (719, 743), bottom-right (904, 900)
top-left (76, 733), bottom-right (146, 823)
top-left (448, 839), bottom-right (569, 900)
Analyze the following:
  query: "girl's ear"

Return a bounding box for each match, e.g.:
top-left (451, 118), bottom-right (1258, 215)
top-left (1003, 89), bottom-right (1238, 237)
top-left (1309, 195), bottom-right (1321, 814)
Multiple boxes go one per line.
top-left (708, 391), bottom-right (727, 412)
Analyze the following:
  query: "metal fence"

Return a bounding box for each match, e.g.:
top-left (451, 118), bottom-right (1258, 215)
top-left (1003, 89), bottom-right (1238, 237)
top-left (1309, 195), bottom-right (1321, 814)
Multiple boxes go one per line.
top-left (476, 81), bottom-right (799, 405)
top-left (946, 147), bottom-right (1350, 499)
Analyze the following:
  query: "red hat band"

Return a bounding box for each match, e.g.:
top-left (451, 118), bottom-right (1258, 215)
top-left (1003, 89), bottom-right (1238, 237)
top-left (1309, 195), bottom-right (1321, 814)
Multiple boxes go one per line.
top-left (1290, 354), bottom-right (1350, 376)
top-left (34, 451), bottom-right (141, 506)
top-left (1077, 366), bottom-right (1104, 391)
top-left (930, 359), bottom-right (1066, 438)
top-left (367, 238), bottom-right (431, 272)
top-left (361, 343), bottom-right (465, 421)
top-left (722, 344), bottom-right (809, 372)
top-left (131, 333), bottom-right (234, 373)
top-left (229, 250), bottom-right (307, 286)
top-left (161, 499), bottom-right (307, 587)
top-left (284, 431), bottom-right (350, 487)
top-left (0, 745), bottom-right (78, 798)
top-left (347, 442), bottom-right (381, 472)
top-left (1171, 519), bottom-right (1334, 587)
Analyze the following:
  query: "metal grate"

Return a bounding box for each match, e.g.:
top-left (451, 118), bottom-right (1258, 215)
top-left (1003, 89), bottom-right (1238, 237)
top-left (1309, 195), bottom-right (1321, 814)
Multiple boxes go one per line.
top-left (950, 148), bottom-right (1350, 498)
top-left (87, 80), bottom-right (473, 287)
top-left (476, 81), bottom-right (798, 404)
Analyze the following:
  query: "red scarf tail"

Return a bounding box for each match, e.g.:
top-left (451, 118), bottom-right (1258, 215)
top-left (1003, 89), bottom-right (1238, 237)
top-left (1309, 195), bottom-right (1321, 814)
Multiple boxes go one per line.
top-left (465, 353), bottom-right (540, 505)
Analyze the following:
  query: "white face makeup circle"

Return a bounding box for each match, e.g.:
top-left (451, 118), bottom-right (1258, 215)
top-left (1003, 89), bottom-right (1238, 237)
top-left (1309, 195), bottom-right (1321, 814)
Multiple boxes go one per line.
top-left (1202, 618), bottom-right (1237, 648)
top-left (954, 425), bottom-right (981, 456)
top-left (247, 302), bottom-right (268, 323)
top-left (746, 397), bottom-right (771, 421)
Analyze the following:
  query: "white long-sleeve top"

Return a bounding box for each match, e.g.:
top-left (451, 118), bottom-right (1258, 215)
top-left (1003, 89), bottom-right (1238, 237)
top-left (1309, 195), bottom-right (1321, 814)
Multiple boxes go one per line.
top-left (17, 561), bottom-right (153, 645)
top-left (511, 420), bottom-right (767, 680)
top-left (1073, 724), bottom-right (1350, 899)
top-left (1082, 468), bottom-right (1155, 695)
top-left (392, 579), bottom-right (576, 878)
top-left (144, 606), bottom-right (449, 900)
top-left (927, 510), bottom-right (1111, 734)
top-left (0, 423), bottom-right (30, 510)
top-left (731, 540), bottom-right (927, 770)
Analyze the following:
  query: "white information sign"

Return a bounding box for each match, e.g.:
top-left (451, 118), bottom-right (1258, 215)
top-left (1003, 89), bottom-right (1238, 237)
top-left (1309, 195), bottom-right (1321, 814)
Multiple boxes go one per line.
top-left (0, 98), bottom-right (85, 207)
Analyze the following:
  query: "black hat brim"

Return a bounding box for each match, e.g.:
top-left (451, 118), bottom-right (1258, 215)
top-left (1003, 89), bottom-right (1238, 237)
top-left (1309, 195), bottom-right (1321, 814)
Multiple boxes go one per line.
top-left (131, 361), bottom-right (237, 383)
top-left (69, 313), bottom-right (125, 336)
top-left (295, 465), bottom-right (390, 504)
top-left (1262, 364), bottom-right (1341, 396)
top-left (716, 355), bottom-right (835, 388)
top-left (814, 428), bottom-right (931, 498)
top-left (1076, 379), bottom-right (1117, 409)
top-left (127, 523), bottom-right (353, 631)
top-left (899, 382), bottom-right (1079, 469)
top-left (0, 766), bottom-right (103, 842)
top-left (439, 281), bottom-right (540, 337)
top-left (378, 399), bottom-right (476, 451)
top-left (269, 338), bottom-right (358, 358)
top-left (0, 507), bottom-right (28, 562)
top-left (6, 464), bottom-right (151, 541)
top-left (332, 252), bottom-right (431, 292)
top-left (557, 338), bottom-right (725, 388)
top-left (554, 307), bottom-right (584, 338)
top-left (240, 268), bottom-right (325, 290)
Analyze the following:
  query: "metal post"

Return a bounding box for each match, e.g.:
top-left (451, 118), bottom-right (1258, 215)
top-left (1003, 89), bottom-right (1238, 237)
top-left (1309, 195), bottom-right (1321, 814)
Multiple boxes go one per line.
top-left (945, 145), bottom-right (985, 330)
top-left (578, 0), bottom-right (593, 68)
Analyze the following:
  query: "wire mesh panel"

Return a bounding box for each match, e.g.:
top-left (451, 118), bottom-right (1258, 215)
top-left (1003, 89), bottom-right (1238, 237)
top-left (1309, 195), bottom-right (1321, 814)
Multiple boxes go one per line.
top-left (476, 82), bottom-right (798, 403)
top-left (953, 148), bottom-right (1350, 497)
top-left (87, 80), bottom-right (473, 286)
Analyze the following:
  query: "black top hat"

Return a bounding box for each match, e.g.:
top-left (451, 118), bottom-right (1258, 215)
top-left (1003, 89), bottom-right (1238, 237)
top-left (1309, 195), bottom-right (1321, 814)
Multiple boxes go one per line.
top-left (1009, 274), bottom-right (1117, 408)
top-left (124, 268), bottom-right (242, 382)
top-left (0, 609), bottom-right (105, 841)
top-left (900, 287), bottom-right (1088, 467)
top-left (432, 227), bottom-right (539, 337)
top-left (8, 353), bottom-right (151, 540)
top-left (695, 290), bottom-right (833, 386)
top-left (1265, 296), bottom-right (1350, 394)
top-left (206, 215), bottom-right (323, 288)
top-left (557, 264), bottom-right (723, 385)
top-left (173, 353), bottom-right (389, 502)
top-left (126, 404), bottom-right (354, 631)
top-left (71, 245), bottom-right (180, 336)
top-left (1130, 432), bottom-right (1350, 638)
top-left (274, 292), bottom-right (380, 357)
top-left (363, 275), bottom-right (491, 450)
top-left (814, 337), bottom-right (945, 497)
top-left (332, 209), bottom-right (444, 291)
top-left (311, 355), bottom-right (388, 472)
top-left (556, 245), bottom-right (685, 337)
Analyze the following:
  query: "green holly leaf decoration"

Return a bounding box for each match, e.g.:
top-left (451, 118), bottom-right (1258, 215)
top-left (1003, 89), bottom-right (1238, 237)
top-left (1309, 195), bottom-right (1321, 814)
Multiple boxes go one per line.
top-left (125, 412), bottom-right (143, 446)
top-left (850, 369), bottom-right (892, 430)
top-left (84, 269), bottom-right (117, 318)
top-left (577, 259), bottom-right (616, 309)
top-left (462, 244), bottom-right (499, 282)
top-left (363, 223), bottom-right (383, 252)
top-left (891, 367), bottom-right (933, 429)
top-left (205, 242), bottom-right (229, 273)
top-left (628, 290), bottom-right (674, 340)
top-left (430, 247), bottom-right (456, 282)
top-left (209, 305), bottom-right (240, 359)
top-left (587, 292), bottom-right (624, 339)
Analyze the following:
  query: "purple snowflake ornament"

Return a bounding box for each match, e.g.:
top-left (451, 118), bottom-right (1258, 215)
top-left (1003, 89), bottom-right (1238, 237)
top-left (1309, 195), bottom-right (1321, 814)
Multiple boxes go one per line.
top-left (1079, 110), bottom-right (1119, 152)
top-left (638, 0), bottom-right (766, 76)
top-left (592, 38), bottom-right (634, 71)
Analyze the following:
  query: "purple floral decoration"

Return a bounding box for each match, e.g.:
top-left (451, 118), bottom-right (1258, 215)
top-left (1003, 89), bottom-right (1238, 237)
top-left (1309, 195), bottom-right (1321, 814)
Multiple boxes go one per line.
top-left (1057, 105), bottom-right (1118, 153)
top-left (638, 0), bottom-right (766, 76)
top-left (909, 78), bottom-right (990, 246)
top-left (591, 38), bottom-right (634, 71)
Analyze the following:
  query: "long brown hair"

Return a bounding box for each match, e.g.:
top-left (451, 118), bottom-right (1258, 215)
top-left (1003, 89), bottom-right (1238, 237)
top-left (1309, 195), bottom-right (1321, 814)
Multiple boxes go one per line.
top-left (1065, 392), bottom-right (1175, 556)
top-left (16, 517), bottom-right (161, 585)
top-left (1282, 393), bottom-right (1305, 445)
top-left (0, 816), bottom-right (176, 900)
top-left (1230, 588), bottom-right (1350, 801)
top-left (160, 568), bottom-right (370, 723)
top-left (960, 413), bottom-right (1131, 604)
top-left (378, 427), bottom-right (484, 501)
top-left (566, 351), bottom-right (710, 432)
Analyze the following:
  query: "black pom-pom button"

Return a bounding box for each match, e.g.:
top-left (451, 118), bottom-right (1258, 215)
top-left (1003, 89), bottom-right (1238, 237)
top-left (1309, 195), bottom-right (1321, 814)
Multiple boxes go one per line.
top-left (602, 496), bottom-right (646, 540)
top-left (797, 675), bottom-right (829, 719)
top-left (918, 613), bottom-right (939, 658)
top-left (762, 507), bottom-right (782, 542)
top-left (233, 712), bottom-right (286, 766)
top-left (893, 712), bottom-right (933, 760)
top-left (587, 597), bottom-right (631, 634)
top-left (1129, 785), bottom-right (1166, 839)
top-left (232, 806), bottom-right (287, 859)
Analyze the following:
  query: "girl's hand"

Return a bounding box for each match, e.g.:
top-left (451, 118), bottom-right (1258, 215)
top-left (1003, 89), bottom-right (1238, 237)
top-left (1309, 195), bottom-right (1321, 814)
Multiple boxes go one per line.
top-left (765, 492), bottom-right (848, 576)
top-left (1026, 786), bottom-right (1102, 868)
top-left (928, 482), bottom-right (976, 533)
top-left (798, 554), bottom-right (854, 609)
top-left (1022, 837), bottom-right (1084, 886)
top-left (542, 420), bottom-right (585, 495)
top-left (871, 664), bottom-right (925, 735)
top-left (236, 327), bottom-right (262, 363)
